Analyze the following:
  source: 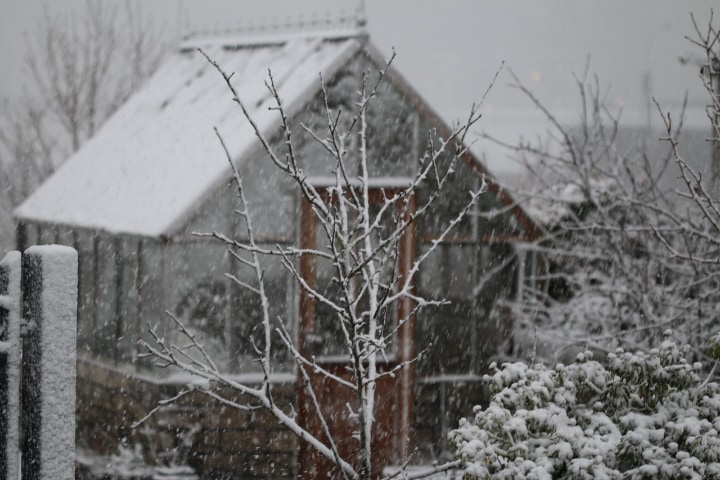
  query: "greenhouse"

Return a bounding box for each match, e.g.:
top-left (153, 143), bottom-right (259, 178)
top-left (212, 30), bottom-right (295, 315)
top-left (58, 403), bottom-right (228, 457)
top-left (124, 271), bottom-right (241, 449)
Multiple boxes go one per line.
top-left (14, 25), bottom-right (540, 478)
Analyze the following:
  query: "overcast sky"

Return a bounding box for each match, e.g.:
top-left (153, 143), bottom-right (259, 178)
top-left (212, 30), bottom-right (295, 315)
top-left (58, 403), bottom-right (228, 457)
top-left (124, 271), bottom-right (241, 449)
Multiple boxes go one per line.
top-left (0, 1), bottom-right (716, 171)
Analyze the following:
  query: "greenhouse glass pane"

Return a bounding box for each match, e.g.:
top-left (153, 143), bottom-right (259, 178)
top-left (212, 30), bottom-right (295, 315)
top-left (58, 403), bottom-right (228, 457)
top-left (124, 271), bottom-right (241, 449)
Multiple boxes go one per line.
top-left (229, 249), bottom-right (294, 372)
top-left (96, 235), bottom-right (118, 360)
top-left (235, 154), bottom-right (297, 242)
top-left (117, 238), bottom-right (139, 363)
top-left (136, 239), bottom-right (165, 370)
top-left (184, 181), bottom-right (233, 237)
top-left (76, 229), bottom-right (96, 354)
top-left (416, 244), bottom-right (478, 375)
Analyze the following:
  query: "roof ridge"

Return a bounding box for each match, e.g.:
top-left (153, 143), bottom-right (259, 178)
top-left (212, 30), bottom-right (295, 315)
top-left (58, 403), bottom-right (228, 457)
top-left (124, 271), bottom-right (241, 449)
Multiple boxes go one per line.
top-left (181, 11), bottom-right (368, 50)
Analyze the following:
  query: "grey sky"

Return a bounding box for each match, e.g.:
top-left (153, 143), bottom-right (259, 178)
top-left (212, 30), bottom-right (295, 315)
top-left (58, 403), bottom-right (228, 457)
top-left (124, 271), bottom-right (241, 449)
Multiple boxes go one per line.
top-left (0, 0), bottom-right (716, 169)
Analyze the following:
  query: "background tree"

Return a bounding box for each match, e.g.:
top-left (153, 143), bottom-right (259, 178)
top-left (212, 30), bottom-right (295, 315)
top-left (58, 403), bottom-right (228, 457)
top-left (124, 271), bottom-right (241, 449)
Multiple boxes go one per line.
top-left (450, 15), bottom-right (720, 478)
top-left (491, 12), bottom-right (720, 367)
top-left (0, 0), bottom-right (166, 250)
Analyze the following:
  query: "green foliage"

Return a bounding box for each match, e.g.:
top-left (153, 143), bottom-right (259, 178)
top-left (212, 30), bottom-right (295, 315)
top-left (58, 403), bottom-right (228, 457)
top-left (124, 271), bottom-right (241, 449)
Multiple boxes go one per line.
top-left (450, 334), bottom-right (720, 479)
top-left (709, 333), bottom-right (720, 360)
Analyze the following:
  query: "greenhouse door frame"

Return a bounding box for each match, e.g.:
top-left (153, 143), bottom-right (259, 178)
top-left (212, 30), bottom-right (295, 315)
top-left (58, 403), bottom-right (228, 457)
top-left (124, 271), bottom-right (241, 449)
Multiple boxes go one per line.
top-left (296, 188), bottom-right (416, 478)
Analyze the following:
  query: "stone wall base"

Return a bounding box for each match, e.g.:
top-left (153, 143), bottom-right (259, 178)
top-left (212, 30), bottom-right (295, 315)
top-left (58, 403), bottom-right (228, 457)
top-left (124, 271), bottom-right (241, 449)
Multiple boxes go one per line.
top-left (76, 358), bottom-right (487, 478)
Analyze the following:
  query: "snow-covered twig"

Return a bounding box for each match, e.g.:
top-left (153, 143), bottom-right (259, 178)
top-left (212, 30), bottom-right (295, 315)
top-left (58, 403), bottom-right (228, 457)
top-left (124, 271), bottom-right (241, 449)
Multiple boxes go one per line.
top-left (139, 48), bottom-right (498, 480)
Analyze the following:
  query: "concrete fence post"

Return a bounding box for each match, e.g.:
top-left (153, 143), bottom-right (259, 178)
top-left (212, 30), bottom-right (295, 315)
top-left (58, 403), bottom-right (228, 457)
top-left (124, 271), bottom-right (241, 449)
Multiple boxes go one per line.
top-left (0, 251), bottom-right (22, 480)
top-left (21, 246), bottom-right (78, 480)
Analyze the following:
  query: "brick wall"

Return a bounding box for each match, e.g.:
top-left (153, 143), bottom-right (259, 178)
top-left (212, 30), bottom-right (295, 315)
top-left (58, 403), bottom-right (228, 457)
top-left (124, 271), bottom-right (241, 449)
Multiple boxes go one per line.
top-left (77, 358), bottom-right (488, 477)
top-left (76, 358), bottom-right (297, 479)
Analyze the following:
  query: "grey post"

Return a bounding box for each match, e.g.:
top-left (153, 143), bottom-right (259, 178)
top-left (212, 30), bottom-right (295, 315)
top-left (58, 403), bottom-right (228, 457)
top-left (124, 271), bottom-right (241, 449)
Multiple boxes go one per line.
top-left (0, 251), bottom-right (21, 480)
top-left (21, 246), bottom-right (78, 480)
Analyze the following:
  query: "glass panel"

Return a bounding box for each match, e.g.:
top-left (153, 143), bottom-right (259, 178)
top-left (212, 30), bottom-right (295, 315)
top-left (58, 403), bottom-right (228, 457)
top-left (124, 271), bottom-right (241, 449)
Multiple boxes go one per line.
top-left (76, 229), bottom-right (96, 355)
top-left (235, 155), bottom-right (297, 242)
top-left (167, 241), bottom-right (231, 370)
top-left (163, 240), bottom-right (296, 373)
top-left (417, 244), bottom-right (475, 300)
top-left (292, 93), bottom-right (345, 178)
top-left (474, 193), bottom-right (523, 240)
top-left (416, 244), bottom-right (478, 375)
top-left (140, 240), bottom-right (164, 325)
top-left (294, 65), bottom-right (362, 177)
top-left (56, 227), bottom-right (74, 247)
top-left (416, 242), bottom-right (518, 376)
top-left (117, 238), bottom-right (139, 363)
top-left (229, 250), bottom-right (294, 372)
top-left (38, 224), bottom-right (57, 244)
top-left (183, 170), bottom-right (297, 244)
top-left (137, 239), bottom-right (164, 370)
top-left (96, 235), bottom-right (118, 360)
top-left (476, 243), bottom-right (517, 370)
top-left (22, 223), bottom-right (40, 247)
top-left (184, 181), bottom-right (233, 237)
top-left (418, 154), bottom-right (481, 238)
top-left (413, 112), bottom-right (523, 241)
top-left (365, 82), bottom-right (416, 178)
top-left (478, 243), bottom-right (517, 305)
top-left (293, 56), bottom-right (417, 180)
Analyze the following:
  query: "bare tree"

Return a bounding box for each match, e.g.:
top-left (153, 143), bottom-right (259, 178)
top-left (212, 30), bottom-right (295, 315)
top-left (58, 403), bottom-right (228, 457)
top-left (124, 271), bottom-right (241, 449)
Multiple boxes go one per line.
top-left (0, 0), bottom-right (166, 249)
top-left (138, 51), bottom-right (499, 479)
top-left (491, 12), bottom-right (720, 367)
top-left (684, 11), bottom-right (720, 188)
top-left (23, 0), bottom-right (165, 154)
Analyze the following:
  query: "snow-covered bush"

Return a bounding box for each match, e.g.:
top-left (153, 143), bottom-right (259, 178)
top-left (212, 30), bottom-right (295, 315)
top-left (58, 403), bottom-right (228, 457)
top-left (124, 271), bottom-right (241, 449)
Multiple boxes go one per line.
top-left (450, 334), bottom-right (720, 479)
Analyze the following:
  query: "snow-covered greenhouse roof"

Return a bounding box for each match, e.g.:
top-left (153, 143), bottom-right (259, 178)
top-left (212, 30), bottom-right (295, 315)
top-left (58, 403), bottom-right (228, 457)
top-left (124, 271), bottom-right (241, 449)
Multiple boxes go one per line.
top-left (14, 27), bottom-right (541, 240)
